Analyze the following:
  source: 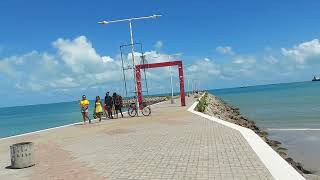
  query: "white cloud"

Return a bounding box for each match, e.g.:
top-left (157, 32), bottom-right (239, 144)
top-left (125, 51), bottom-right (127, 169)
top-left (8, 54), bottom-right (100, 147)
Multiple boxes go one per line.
top-left (0, 36), bottom-right (122, 92)
top-left (204, 58), bottom-right (210, 62)
top-left (53, 36), bottom-right (110, 73)
top-left (264, 55), bottom-right (278, 65)
top-left (102, 56), bottom-right (114, 63)
top-left (0, 58), bottom-right (16, 78)
top-left (281, 39), bottom-right (320, 64)
top-left (187, 58), bottom-right (221, 78)
top-left (2, 35), bottom-right (320, 98)
top-left (50, 77), bottom-right (79, 89)
top-left (127, 50), bottom-right (180, 67)
top-left (0, 36), bottom-right (186, 96)
top-left (154, 40), bottom-right (163, 49)
top-left (216, 46), bottom-right (235, 55)
top-left (232, 56), bottom-right (256, 65)
top-left (229, 56), bottom-right (257, 77)
top-left (127, 51), bottom-right (180, 81)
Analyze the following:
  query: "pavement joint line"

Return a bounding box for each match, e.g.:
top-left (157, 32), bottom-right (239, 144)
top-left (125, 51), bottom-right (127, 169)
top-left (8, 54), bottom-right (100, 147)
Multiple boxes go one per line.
top-left (188, 93), bottom-right (305, 180)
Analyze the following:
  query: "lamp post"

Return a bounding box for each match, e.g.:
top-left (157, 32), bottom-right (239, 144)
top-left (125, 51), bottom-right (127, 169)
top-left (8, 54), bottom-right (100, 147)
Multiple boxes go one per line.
top-left (98, 14), bottom-right (162, 111)
top-left (169, 64), bottom-right (174, 104)
top-left (151, 53), bottom-right (181, 104)
top-left (167, 53), bottom-right (182, 104)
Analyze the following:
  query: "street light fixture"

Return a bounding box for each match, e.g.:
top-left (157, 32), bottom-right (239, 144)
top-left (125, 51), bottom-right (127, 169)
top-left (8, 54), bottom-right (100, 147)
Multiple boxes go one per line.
top-left (97, 14), bottom-right (162, 25)
top-left (98, 14), bottom-right (162, 111)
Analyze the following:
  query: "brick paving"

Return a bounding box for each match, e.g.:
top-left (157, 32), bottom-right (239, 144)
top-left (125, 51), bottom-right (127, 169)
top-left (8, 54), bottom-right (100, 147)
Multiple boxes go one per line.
top-left (0, 97), bottom-right (273, 180)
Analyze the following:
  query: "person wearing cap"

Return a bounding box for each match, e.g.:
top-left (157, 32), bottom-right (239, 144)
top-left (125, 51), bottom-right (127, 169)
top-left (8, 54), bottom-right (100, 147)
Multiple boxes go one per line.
top-left (80, 95), bottom-right (91, 124)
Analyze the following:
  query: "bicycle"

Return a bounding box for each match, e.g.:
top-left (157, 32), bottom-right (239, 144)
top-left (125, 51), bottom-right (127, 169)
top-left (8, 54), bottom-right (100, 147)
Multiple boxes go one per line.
top-left (128, 102), bottom-right (151, 117)
top-left (93, 110), bottom-right (107, 119)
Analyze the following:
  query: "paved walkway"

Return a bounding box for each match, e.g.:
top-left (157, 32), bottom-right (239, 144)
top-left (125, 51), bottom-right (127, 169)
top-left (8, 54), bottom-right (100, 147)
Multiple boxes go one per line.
top-left (0, 97), bottom-right (273, 180)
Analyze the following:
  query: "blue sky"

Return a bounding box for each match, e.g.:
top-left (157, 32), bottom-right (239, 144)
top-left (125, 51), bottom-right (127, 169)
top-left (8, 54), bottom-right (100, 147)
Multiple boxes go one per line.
top-left (1, 0), bottom-right (320, 107)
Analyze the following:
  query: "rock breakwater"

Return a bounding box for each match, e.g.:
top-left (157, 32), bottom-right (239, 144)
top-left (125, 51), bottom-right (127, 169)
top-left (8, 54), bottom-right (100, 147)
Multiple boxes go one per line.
top-left (123, 96), bottom-right (168, 106)
top-left (201, 93), bottom-right (312, 175)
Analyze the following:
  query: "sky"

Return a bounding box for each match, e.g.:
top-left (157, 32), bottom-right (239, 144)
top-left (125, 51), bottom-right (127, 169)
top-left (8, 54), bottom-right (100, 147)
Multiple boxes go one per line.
top-left (1, 0), bottom-right (320, 107)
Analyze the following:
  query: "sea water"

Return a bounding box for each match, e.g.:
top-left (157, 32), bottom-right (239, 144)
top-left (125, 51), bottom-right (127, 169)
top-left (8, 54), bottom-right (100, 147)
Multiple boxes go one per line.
top-left (0, 98), bottom-right (137, 138)
top-left (209, 81), bottom-right (320, 174)
top-left (0, 101), bottom-right (81, 138)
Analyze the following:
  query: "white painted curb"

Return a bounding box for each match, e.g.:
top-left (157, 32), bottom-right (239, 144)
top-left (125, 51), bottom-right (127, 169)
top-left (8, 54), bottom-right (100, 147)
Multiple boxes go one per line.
top-left (188, 93), bottom-right (305, 180)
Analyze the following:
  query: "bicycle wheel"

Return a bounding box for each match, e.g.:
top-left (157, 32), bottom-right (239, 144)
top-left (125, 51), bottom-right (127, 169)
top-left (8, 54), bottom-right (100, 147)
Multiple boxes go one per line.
top-left (128, 107), bottom-right (137, 117)
top-left (102, 110), bottom-right (107, 118)
top-left (142, 106), bottom-right (151, 116)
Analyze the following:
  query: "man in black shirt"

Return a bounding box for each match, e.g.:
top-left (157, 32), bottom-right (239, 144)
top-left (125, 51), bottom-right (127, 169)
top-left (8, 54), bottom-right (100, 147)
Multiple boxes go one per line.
top-left (113, 92), bottom-right (124, 118)
top-left (104, 92), bottom-right (113, 119)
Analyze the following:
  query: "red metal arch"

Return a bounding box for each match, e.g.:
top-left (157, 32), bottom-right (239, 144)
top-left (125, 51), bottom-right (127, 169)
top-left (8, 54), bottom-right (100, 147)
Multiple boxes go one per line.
top-left (135, 60), bottom-right (186, 108)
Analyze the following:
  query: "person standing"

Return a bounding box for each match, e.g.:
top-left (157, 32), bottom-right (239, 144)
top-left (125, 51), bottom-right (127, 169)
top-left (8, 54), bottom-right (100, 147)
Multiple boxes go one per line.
top-left (112, 93), bottom-right (117, 118)
top-left (114, 93), bottom-right (124, 118)
top-left (80, 95), bottom-right (91, 124)
top-left (94, 96), bottom-right (103, 122)
top-left (104, 92), bottom-right (113, 119)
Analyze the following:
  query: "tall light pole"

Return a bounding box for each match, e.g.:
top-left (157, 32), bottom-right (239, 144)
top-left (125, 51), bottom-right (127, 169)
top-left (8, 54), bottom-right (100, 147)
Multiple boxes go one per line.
top-left (98, 14), bottom-right (162, 111)
top-left (168, 53), bottom-right (182, 104)
top-left (187, 78), bottom-right (190, 96)
top-left (152, 53), bottom-right (181, 104)
top-left (169, 64), bottom-right (174, 104)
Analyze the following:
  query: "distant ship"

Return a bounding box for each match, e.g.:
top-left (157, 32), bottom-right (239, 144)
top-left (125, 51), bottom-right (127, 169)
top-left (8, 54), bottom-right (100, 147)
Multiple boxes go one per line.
top-left (312, 76), bottom-right (320, 81)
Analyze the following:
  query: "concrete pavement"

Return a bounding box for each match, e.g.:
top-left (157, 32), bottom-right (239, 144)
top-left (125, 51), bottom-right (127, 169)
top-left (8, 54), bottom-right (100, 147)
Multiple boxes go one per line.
top-left (0, 96), bottom-right (273, 180)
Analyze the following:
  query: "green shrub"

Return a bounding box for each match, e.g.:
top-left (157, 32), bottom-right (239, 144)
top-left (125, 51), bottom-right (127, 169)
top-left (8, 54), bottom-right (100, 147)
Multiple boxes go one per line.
top-left (196, 93), bottom-right (208, 112)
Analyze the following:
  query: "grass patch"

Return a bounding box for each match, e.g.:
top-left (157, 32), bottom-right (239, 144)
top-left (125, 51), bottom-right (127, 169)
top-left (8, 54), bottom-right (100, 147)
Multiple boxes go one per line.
top-left (196, 92), bottom-right (208, 112)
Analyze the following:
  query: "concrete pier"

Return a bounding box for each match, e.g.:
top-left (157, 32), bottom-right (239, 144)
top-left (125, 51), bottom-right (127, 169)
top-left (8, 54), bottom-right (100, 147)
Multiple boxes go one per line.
top-left (0, 96), bottom-right (302, 180)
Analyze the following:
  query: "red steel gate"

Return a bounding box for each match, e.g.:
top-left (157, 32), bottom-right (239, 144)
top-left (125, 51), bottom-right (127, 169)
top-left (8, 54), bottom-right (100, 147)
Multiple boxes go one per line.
top-left (135, 60), bottom-right (186, 109)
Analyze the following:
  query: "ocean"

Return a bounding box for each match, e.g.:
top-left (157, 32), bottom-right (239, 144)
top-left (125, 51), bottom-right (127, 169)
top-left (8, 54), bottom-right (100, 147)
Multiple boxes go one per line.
top-left (0, 81), bottom-right (319, 173)
top-left (0, 101), bottom-right (81, 138)
top-left (209, 81), bottom-right (320, 174)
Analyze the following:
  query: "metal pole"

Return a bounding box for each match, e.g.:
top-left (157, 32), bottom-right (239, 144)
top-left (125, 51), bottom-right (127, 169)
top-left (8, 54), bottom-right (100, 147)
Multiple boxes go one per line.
top-left (98, 15), bottom-right (161, 111)
top-left (192, 79), bottom-right (195, 94)
top-left (187, 78), bottom-right (190, 96)
top-left (169, 65), bottom-right (174, 104)
top-left (120, 46), bottom-right (128, 97)
top-left (128, 20), bottom-right (140, 112)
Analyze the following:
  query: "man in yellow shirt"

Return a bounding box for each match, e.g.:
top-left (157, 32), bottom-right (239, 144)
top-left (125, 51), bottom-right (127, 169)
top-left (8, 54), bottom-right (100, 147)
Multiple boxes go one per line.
top-left (80, 95), bottom-right (91, 124)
